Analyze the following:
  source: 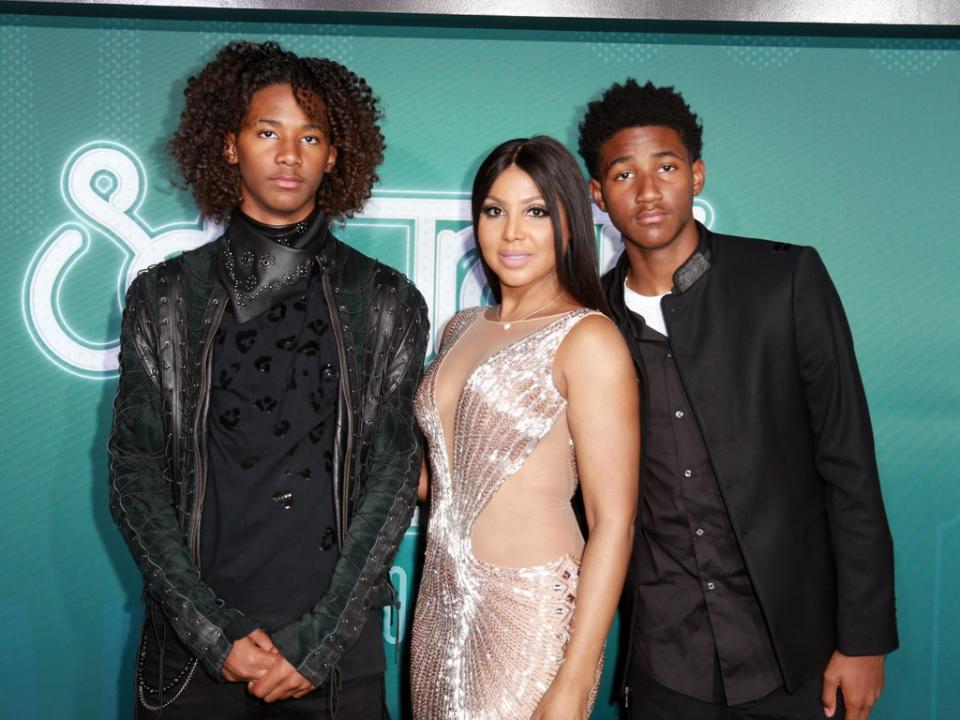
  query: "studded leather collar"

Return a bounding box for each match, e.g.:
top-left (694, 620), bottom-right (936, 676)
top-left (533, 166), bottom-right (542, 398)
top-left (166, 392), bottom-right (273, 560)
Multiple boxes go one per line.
top-left (218, 207), bottom-right (330, 323)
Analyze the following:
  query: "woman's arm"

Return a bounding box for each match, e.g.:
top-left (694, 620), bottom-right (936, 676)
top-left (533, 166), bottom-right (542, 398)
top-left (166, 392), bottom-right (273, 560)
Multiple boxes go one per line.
top-left (533, 314), bottom-right (640, 720)
top-left (417, 456), bottom-right (430, 502)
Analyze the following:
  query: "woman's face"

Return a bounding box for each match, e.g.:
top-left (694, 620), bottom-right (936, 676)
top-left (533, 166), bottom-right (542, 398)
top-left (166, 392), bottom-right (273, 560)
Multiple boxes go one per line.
top-left (477, 164), bottom-right (566, 294)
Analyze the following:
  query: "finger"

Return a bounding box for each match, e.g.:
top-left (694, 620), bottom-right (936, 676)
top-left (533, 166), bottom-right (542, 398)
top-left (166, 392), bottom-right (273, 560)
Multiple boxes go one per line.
top-left (240, 665), bottom-right (266, 682)
top-left (279, 680), bottom-right (312, 702)
top-left (230, 662), bottom-right (264, 682)
top-left (250, 646), bottom-right (277, 663)
top-left (822, 675), bottom-right (839, 717)
top-left (842, 686), bottom-right (872, 720)
top-left (253, 673), bottom-right (284, 699)
top-left (249, 628), bottom-right (275, 652)
top-left (263, 688), bottom-right (286, 703)
top-left (221, 669), bottom-right (240, 682)
top-left (846, 702), bottom-right (870, 720)
top-left (242, 650), bottom-right (277, 678)
top-left (265, 679), bottom-right (300, 703)
top-left (249, 670), bottom-right (282, 699)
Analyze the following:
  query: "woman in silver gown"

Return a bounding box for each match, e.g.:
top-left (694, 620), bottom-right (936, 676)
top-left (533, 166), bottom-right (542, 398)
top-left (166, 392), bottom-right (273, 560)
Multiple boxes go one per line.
top-left (410, 136), bottom-right (639, 720)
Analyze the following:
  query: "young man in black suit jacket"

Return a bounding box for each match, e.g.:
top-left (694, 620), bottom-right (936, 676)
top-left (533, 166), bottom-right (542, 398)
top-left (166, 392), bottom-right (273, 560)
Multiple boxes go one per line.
top-left (578, 79), bottom-right (897, 720)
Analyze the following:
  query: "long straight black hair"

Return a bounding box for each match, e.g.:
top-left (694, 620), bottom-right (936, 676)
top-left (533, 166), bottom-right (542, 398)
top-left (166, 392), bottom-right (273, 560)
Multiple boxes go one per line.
top-left (471, 135), bottom-right (610, 314)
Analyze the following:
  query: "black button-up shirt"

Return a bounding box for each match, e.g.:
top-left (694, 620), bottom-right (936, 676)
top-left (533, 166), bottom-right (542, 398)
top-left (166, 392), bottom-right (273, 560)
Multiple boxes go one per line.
top-left (629, 313), bottom-right (782, 705)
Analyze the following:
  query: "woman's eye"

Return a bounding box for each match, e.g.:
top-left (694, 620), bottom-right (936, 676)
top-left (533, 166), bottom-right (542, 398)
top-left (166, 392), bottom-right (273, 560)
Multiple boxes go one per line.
top-left (481, 205), bottom-right (502, 217)
top-left (302, 135), bottom-right (319, 144)
top-left (528, 206), bottom-right (549, 218)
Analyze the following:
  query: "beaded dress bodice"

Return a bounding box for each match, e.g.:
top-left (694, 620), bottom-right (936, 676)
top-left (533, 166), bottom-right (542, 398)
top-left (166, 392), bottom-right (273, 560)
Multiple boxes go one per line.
top-left (410, 307), bottom-right (602, 719)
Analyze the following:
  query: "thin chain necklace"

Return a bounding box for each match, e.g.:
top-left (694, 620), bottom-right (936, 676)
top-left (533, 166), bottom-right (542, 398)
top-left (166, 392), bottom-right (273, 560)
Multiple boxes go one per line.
top-left (497, 292), bottom-right (564, 330)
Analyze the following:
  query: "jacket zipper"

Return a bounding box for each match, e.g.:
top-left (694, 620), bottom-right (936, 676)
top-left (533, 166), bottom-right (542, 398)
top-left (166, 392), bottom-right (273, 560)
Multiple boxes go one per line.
top-left (321, 270), bottom-right (353, 546)
top-left (190, 299), bottom-right (227, 565)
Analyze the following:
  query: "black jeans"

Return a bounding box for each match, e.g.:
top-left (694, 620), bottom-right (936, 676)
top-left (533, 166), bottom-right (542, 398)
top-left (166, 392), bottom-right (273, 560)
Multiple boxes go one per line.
top-left (626, 662), bottom-right (844, 720)
top-left (134, 610), bottom-right (388, 719)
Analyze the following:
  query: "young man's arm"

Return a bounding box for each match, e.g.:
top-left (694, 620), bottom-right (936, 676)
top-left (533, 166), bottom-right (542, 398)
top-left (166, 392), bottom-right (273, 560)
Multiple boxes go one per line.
top-left (108, 274), bottom-right (261, 678)
top-left (791, 247), bottom-right (898, 719)
top-left (259, 281), bottom-right (429, 696)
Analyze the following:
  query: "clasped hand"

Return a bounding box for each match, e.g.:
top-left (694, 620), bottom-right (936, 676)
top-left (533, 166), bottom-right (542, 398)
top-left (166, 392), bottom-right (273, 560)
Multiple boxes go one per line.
top-left (220, 629), bottom-right (315, 702)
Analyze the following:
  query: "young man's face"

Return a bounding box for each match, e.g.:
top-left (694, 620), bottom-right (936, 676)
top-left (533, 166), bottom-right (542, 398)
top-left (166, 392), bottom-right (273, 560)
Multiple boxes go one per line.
top-left (224, 83), bottom-right (337, 225)
top-left (590, 125), bottom-right (704, 256)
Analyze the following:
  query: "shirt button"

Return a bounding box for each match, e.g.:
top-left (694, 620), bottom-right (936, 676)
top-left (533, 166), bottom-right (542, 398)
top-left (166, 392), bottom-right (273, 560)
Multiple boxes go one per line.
top-left (695, 528), bottom-right (704, 537)
top-left (666, 353), bottom-right (673, 359)
top-left (675, 409), bottom-right (685, 418)
top-left (706, 581), bottom-right (716, 591)
top-left (684, 469), bottom-right (693, 478)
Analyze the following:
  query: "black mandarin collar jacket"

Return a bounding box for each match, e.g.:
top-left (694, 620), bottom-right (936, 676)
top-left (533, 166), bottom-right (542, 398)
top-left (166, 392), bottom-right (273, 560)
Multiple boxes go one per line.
top-left (603, 223), bottom-right (898, 690)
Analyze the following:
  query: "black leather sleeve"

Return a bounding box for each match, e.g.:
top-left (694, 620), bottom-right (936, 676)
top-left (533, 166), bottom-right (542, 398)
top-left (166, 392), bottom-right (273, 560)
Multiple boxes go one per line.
top-left (107, 272), bottom-right (249, 678)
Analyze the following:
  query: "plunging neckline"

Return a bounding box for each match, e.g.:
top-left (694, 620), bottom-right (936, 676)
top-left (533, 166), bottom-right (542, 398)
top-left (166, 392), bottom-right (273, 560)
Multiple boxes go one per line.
top-left (427, 309), bottom-right (583, 493)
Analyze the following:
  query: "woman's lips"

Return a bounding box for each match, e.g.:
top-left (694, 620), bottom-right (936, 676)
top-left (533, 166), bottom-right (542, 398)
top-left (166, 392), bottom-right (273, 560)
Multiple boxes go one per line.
top-left (498, 252), bottom-right (531, 268)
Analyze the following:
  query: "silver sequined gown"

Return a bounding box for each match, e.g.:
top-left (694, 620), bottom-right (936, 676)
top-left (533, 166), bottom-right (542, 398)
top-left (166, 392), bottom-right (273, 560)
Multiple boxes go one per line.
top-left (411, 307), bottom-right (602, 719)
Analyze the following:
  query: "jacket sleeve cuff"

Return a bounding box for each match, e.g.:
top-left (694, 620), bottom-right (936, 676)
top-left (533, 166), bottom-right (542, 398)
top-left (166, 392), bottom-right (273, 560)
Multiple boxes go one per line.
top-left (224, 612), bottom-right (259, 642)
top-left (271, 623), bottom-right (335, 687)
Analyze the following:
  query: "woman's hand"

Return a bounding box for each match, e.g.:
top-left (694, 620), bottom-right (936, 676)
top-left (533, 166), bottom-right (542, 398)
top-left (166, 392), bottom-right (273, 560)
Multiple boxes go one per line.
top-left (531, 673), bottom-right (592, 720)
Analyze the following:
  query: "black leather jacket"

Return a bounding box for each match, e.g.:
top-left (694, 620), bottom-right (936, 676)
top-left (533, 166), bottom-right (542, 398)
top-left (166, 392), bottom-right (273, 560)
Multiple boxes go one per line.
top-left (108, 234), bottom-right (429, 686)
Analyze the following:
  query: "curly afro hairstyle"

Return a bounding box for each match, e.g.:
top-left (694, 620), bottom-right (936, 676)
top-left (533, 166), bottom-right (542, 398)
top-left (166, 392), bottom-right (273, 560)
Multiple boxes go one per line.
top-left (168, 40), bottom-right (385, 223)
top-left (578, 79), bottom-right (703, 180)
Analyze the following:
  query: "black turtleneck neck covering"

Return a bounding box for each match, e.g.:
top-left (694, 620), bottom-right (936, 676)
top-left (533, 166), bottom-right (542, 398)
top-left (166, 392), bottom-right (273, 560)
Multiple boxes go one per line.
top-left (219, 205), bottom-right (330, 323)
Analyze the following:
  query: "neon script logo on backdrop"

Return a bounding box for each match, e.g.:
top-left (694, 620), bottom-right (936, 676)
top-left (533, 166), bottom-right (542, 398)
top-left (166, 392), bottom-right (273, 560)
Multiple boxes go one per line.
top-left (24, 142), bottom-right (715, 380)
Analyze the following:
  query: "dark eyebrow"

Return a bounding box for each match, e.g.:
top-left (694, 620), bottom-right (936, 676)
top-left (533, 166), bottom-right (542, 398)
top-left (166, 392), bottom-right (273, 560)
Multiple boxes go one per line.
top-left (605, 154), bottom-right (633, 171)
top-left (605, 149), bottom-right (684, 173)
top-left (255, 118), bottom-right (323, 131)
top-left (484, 193), bottom-right (545, 205)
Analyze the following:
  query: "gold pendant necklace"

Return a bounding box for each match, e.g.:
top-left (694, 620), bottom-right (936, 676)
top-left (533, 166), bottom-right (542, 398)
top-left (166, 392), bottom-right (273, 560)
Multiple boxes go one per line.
top-left (498, 292), bottom-right (563, 330)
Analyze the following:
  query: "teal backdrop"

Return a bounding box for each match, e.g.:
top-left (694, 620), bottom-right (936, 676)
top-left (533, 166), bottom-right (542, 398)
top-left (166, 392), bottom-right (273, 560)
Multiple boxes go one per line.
top-left (1, 8), bottom-right (958, 719)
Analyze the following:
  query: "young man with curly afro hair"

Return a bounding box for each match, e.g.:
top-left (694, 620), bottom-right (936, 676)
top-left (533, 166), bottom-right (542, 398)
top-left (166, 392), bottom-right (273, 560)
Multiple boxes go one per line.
top-left (579, 79), bottom-right (897, 720)
top-left (109, 40), bottom-right (428, 718)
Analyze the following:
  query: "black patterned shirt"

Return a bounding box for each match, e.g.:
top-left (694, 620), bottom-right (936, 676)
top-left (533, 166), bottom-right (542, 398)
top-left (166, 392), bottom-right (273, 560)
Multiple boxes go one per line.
top-left (202, 271), bottom-right (339, 632)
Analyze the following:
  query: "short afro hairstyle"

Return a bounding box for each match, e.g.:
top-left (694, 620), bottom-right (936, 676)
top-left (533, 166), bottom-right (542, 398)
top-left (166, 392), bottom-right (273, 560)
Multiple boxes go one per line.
top-left (168, 40), bottom-right (385, 223)
top-left (578, 79), bottom-right (703, 180)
